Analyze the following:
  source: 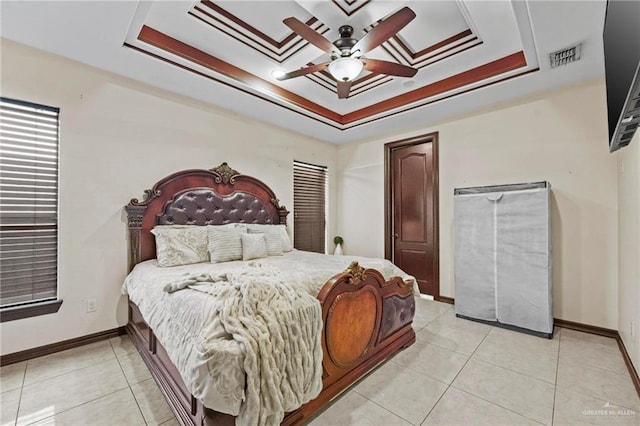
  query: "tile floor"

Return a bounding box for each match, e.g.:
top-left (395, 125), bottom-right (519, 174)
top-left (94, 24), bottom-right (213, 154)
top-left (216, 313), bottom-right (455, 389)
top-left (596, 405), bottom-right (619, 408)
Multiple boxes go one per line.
top-left (1, 298), bottom-right (638, 425)
top-left (1, 337), bottom-right (177, 426)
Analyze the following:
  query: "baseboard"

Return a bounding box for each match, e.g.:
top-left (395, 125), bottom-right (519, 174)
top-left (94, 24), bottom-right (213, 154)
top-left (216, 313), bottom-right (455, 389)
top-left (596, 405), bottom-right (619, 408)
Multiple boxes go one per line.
top-left (0, 326), bottom-right (126, 366)
top-left (553, 318), bottom-right (618, 338)
top-left (616, 335), bottom-right (640, 397)
top-left (436, 295), bottom-right (455, 305)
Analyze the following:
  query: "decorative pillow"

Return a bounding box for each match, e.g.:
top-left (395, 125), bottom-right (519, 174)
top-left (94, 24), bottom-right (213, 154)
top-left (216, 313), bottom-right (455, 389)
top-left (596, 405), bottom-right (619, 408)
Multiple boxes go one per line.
top-left (208, 227), bottom-right (246, 263)
top-left (151, 226), bottom-right (209, 267)
top-left (247, 229), bottom-right (283, 256)
top-left (241, 233), bottom-right (268, 261)
top-left (246, 224), bottom-right (293, 252)
top-left (210, 223), bottom-right (244, 229)
top-left (207, 223), bottom-right (247, 234)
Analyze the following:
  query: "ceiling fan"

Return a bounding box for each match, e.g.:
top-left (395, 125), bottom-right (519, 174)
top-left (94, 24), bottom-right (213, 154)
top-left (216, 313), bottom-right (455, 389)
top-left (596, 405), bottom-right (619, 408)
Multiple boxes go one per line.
top-left (276, 7), bottom-right (418, 99)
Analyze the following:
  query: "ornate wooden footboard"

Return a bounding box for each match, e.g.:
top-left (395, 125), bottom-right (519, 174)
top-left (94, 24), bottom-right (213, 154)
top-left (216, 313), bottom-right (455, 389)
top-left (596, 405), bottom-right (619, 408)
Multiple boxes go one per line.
top-left (124, 163), bottom-right (415, 425)
top-left (288, 261), bottom-right (415, 424)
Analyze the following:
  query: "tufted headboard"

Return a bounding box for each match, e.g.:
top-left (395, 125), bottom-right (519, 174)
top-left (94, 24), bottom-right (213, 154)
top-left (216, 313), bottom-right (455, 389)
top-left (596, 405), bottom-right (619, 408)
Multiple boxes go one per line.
top-left (124, 163), bottom-right (289, 271)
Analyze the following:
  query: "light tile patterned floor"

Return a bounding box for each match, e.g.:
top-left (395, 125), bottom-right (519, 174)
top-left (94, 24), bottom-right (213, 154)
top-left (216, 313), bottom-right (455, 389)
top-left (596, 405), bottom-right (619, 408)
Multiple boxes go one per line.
top-left (1, 298), bottom-right (638, 425)
top-left (0, 337), bottom-right (176, 426)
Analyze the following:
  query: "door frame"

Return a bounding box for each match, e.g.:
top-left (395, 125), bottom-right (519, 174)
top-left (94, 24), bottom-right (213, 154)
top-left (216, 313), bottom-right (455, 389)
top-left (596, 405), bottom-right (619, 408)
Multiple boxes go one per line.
top-left (384, 132), bottom-right (440, 300)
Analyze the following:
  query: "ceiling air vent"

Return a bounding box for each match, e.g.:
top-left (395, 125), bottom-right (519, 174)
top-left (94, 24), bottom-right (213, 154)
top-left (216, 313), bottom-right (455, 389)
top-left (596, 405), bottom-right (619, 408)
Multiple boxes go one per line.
top-left (549, 43), bottom-right (582, 68)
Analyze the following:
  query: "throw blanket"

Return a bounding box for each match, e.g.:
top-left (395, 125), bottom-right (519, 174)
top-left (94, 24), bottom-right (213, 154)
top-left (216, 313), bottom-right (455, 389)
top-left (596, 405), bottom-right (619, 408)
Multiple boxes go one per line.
top-left (166, 263), bottom-right (324, 426)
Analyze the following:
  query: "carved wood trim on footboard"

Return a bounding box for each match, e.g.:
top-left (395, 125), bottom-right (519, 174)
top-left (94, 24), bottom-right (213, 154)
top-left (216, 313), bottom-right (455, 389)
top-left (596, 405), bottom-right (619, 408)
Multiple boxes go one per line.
top-left (282, 261), bottom-right (416, 425)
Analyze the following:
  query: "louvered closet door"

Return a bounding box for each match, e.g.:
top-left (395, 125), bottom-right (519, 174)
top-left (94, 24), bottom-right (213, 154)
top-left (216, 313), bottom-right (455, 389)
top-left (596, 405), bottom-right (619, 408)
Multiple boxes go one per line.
top-left (0, 98), bottom-right (59, 306)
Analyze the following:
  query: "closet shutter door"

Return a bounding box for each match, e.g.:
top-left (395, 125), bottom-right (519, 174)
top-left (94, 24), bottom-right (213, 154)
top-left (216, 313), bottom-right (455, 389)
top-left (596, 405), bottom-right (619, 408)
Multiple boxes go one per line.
top-left (0, 98), bottom-right (59, 307)
top-left (293, 161), bottom-right (327, 253)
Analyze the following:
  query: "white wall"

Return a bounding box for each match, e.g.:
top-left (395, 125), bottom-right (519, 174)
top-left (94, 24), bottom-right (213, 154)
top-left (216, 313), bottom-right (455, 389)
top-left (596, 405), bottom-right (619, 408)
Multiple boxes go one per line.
top-left (0, 39), bottom-right (338, 355)
top-left (618, 131), bottom-right (640, 369)
top-left (338, 79), bottom-right (620, 329)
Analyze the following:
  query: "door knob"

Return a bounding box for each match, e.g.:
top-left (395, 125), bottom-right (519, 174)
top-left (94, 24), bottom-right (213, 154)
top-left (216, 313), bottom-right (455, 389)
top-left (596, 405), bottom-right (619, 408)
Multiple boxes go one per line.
top-left (394, 233), bottom-right (399, 239)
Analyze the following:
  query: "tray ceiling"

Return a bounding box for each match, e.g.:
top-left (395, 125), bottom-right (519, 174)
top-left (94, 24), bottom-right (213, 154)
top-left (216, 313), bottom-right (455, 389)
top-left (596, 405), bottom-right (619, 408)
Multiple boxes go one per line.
top-left (0, 1), bottom-right (606, 144)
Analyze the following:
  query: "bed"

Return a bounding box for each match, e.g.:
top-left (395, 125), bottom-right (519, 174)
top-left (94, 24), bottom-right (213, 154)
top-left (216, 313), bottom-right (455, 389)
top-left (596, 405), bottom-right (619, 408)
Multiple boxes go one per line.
top-left (123, 163), bottom-right (416, 425)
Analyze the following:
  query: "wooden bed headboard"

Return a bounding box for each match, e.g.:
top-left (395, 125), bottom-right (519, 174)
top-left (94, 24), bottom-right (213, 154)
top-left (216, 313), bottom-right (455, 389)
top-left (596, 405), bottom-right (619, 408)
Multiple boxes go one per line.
top-left (124, 163), bottom-right (289, 271)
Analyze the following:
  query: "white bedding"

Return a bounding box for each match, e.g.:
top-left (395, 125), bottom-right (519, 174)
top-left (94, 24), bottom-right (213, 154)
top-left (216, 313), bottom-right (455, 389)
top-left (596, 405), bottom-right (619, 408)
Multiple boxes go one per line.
top-left (121, 250), bottom-right (414, 417)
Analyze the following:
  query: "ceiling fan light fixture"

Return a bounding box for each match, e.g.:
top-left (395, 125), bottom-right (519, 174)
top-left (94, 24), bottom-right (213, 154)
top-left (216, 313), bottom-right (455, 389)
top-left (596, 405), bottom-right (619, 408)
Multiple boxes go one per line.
top-left (328, 57), bottom-right (363, 82)
top-left (271, 69), bottom-right (286, 80)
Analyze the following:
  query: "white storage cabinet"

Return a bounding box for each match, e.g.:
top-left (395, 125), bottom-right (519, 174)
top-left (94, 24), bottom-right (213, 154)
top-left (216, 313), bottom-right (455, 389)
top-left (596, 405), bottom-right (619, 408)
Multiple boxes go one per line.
top-left (453, 182), bottom-right (552, 337)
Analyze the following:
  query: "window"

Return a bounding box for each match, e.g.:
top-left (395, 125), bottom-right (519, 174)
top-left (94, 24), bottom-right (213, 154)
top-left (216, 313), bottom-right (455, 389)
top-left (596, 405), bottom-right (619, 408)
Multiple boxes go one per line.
top-left (293, 160), bottom-right (327, 253)
top-left (0, 97), bottom-right (61, 321)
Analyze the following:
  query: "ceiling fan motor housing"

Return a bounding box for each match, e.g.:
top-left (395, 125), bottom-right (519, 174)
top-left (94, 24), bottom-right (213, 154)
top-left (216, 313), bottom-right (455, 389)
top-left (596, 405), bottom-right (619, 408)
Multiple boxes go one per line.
top-left (333, 25), bottom-right (358, 57)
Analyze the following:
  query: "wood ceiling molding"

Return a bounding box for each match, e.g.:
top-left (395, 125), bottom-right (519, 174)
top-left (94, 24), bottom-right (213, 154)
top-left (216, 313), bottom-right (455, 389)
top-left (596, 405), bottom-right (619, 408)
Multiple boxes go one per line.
top-left (135, 25), bottom-right (342, 125)
top-left (395, 29), bottom-right (473, 61)
top-left (132, 25), bottom-right (532, 130)
top-left (342, 51), bottom-right (528, 124)
top-left (364, 24), bottom-right (481, 70)
top-left (123, 42), bottom-right (343, 130)
top-left (348, 73), bottom-right (393, 96)
top-left (349, 76), bottom-right (394, 97)
top-left (384, 38), bottom-right (484, 71)
top-left (332, 0), bottom-right (371, 17)
top-left (344, 66), bottom-right (539, 130)
top-left (417, 39), bottom-right (484, 69)
top-left (304, 73), bottom-right (339, 94)
top-left (190, 0), bottom-right (329, 63)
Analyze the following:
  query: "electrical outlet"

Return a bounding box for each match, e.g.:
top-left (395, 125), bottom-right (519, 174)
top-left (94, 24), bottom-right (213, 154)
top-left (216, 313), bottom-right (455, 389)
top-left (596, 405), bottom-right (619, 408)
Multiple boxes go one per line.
top-left (87, 299), bottom-right (97, 313)
top-left (631, 321), bottom-right (636, 337)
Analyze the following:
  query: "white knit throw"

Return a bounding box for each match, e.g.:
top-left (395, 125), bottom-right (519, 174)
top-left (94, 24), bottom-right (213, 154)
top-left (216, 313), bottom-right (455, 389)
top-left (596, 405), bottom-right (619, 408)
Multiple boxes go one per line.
top-left (167, 263), bottom-right (324, 425)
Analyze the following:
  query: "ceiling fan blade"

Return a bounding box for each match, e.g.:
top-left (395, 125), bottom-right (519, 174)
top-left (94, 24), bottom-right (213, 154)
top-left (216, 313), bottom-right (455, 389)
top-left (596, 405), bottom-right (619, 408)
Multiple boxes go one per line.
top-left (337, 81), bottom-right (352, 99)
top-left (276, 62), bottom-right (330, 81)
top-left (283, 17), bottom-right (339, 55)
top-left (362, 58), bottom-right (418, 78)
top-left (350, 7), bottom-right (416, 55)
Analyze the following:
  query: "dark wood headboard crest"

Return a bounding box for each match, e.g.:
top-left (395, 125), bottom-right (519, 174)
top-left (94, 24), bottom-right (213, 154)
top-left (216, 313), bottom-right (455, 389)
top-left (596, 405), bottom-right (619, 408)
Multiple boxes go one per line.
top-left (211, 162), bottom-right (239, 185)
top-left (124, 163), bottom-right (289, 271)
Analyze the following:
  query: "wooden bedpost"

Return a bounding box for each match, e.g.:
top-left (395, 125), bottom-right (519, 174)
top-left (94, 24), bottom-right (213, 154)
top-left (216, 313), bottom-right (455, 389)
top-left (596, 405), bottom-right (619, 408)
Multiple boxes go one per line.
top-left (125, 204), bottom-right (146, 273)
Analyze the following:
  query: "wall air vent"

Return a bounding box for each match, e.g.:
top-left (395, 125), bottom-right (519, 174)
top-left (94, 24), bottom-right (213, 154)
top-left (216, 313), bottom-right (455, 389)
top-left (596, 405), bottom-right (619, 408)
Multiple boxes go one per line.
top-left (549, 43), bottom-right (582, 68)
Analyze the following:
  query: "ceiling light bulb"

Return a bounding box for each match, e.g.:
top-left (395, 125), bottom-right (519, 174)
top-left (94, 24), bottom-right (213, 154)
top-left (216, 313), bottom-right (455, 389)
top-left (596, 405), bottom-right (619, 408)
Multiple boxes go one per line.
top-left (271, 69), bottom-right (286, 80)
top-left (328, 57), bottom-right (364, 82)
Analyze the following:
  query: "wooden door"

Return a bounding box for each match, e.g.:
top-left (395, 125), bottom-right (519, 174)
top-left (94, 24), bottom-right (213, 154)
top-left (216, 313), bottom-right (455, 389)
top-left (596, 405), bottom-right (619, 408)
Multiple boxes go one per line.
top-left (385, 134), bottom-right (439, 296)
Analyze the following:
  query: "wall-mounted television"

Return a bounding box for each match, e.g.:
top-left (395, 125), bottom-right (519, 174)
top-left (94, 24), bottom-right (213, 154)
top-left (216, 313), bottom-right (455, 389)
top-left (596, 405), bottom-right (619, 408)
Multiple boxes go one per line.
top-left (604, 0), bottom-right (640, 152)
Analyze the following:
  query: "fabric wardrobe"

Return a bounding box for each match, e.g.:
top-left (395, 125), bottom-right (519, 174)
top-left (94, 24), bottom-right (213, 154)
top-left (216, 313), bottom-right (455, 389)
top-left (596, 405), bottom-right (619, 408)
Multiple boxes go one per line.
top-left (453, 182), bottom-right (552, 337)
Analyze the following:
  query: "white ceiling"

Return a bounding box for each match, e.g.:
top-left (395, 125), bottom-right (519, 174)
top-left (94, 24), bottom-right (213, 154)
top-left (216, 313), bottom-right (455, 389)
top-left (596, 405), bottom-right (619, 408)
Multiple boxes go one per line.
top-left (0, 1), bottom-right (607, 144)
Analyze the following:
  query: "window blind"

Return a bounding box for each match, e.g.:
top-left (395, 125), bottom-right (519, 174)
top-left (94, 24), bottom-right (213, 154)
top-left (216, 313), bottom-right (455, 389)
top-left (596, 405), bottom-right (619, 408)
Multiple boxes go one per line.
top-left (293, 160), bottom-right (327, 253)
top-left (0, 98), bottom-right (59, 308)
